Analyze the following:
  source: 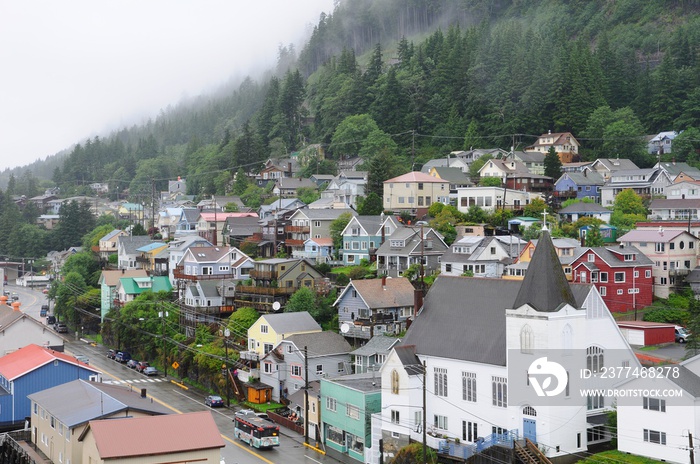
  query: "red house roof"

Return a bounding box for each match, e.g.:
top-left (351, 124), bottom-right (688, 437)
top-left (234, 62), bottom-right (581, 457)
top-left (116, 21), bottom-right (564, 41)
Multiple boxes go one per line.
top-left (0, 344), bottom-right (98, 380)
top-left (199, 212), bottom-right (258, 222)
top-left (85, 411), bottom-right (224, 458)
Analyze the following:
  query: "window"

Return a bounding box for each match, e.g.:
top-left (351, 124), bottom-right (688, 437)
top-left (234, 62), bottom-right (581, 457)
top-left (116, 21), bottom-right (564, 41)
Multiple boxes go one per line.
top-left (391, 370), bottom-right (400, 394)
top-left (588, 253), bottom-right (595, 262)
top-left (669, 242), bottom-right (675, 250)
top-left (463, 421), bottom-right (478, 442)
top-left (347, 404), bottom-right (360, 419)
top-left (645, 270), bottom-right (651, 278)
top-left (587, 393), bottom-right (604, 410)
top-left (599, 272), bottom-right (608, 282)
top-left (462, 372), bottom-right (476, 402)
top-left (644, 429), bottom-right (666, 445)
top-left (291, 365), bottom-right (302, 377)
top-left (326, 397), bottom-right (337, 412)
top-left (643, 397), bottom-right (666, 412)
top-left (51, 416), bottom-right (55, 429)
top-left (587, 346), bottom-right (604, 373)
top-left (600, 287), bottom-right (606, 296)
top-left (434, 368), bottom-right (448, 397)
top-left (634, 270), bottom-right (639, 278)
top-left (614, 272), bottom-right (625, 283)
top-left (316, 364), bottom-right (323, 375)
top-left (264, 343), bottom-right (273, 354)
top-left (445, 264), bottom-right (452, 273)
top-left (260, 325), bottom-right (269, 334)
top-left (520, 325), bottom-right (534, 353)
top-left (434, 415), bottom-right (448, 430)
top-left (264, 362), bottom-right (273, 373)
top-left (327, 424), bottom-right (344, 445)
top-left (418, 182), bottom-right (424, 190)
top-left (655, 243), bottom-right (665, 252)
top-left (314, 221), bottom-right (321, 227)
top-left (338, 362), bottom-right (344, 373)
top-left (415, 411), bottom-right (422, 432)
top-left (492, 376), bottom-right (507, 407)
top-left (617, 289), bottom-right (623, 295)
top-left (490, 247), bottom-right (496, 255)
top-left (391, 410), bottom-right (400, 424)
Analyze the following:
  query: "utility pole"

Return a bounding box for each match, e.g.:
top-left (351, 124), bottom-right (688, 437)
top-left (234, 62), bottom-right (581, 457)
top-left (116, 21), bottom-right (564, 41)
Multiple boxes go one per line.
top-left (422, 360), bottom-right (427, 464)
top-left (689, 432), bottom-right (695, 464)
top-left (304, 345), bottom-right (309, 445)
top-left (223, 328), bottom-right (231, 407)
top-left (159, 308), bottom-right (168, 377)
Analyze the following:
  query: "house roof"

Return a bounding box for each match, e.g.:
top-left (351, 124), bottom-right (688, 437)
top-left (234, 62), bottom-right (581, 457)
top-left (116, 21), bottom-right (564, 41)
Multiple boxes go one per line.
top-left (84, 411), bottom-right (224, 458)
top-left (336, 277), bottom-right (415, 309)
top-left (513, 230), bottom-right (577, 312)
top-left (0, 304), bottom-right (55, 334)
top-left (277, 177), bottom-right (318, 190)
top-left (592, 158), bottom-right (639, 172)
top-left (100, 270), bottom-right (149, 286)
top-left (118, 276), bottom-right (172, 294)
top-left (401, 274), bottom-right (590, 365)
top-left (136, 242), bottom-right (167, 253)
top-left (572, 245), bottom-right (653, 268)
top-left (167, 235), bottom-right (212, 251)
top-left (556, 171), bottom-right (605, 186)
top-left (292, 208), bottom-right (357, 221)
top-left (199, 212), bottom-right (258, 222)
top-left (347, 215), bottom-right (384, 235)
top-left (430, 167), bottom-right (473, 184)
top-left (324, 372), bottom-right (382, 392)
top-left (649, 198), bottom-right (700, 210)
top-left (305, 237), bottom-right (334, 247)
top-left (376, 227), bottom-right (447, 257)
top-left (669, 365), bottom-right (700, 397)
top-left (99, 229), bottom-right (123, 242)
top-left (619, 228), bottom-right (689, 244)
top-left (28, 379), bottom-right (170, 427)
top-left (384, 171), bottom-right (448, 183)
top-left (351, 335), bottom-right (401, 357)
top-left (421, 159), bottom-right (449, 172)
top-left (512, 151), bottom-right (545, 164)
top-left (479, 158), bottom-right (530, 174)
top-left (118, 235), bottom-right (156, 254)
top-left (259, 198), bottom-right (304, 213)
top-left (0, 344), bottom-right (100, 381)
top-left (285, 331), bottom-right (352, 357)
top-left (557, 203), bottom-right (612, 214)
top-left (393, 345), bottom-right (424, 375)
top-left (185, 245), bottom-right (234, 263)
top-left (657, 161), bottom-right (700, 177)
top-left (259, 311), bottom-right (321, 334)
top-left (529, 132), bottom-right (579, 148)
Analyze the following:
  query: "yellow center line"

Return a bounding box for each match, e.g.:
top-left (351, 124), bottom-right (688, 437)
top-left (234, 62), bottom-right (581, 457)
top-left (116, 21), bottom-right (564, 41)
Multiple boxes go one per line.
top-left (108, 372), bottom-right (273, 463)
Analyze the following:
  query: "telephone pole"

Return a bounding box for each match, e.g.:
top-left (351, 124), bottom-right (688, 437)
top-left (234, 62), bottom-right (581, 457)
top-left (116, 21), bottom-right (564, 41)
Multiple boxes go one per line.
top-left (304, 345), bottom-right (309, 445)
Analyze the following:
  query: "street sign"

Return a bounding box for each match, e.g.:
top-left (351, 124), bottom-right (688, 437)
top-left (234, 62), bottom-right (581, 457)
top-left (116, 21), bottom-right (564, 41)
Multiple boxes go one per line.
top-left (172, 361), bottom-right (180, 369)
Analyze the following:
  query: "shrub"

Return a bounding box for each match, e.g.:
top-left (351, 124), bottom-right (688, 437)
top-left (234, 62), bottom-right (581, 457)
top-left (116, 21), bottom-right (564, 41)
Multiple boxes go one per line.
top-left (643, 308), bottom-right (689, 326)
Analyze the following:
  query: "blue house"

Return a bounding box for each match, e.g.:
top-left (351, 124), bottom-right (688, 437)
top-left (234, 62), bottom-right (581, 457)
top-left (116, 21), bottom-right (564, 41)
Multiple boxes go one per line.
top-left (554, 171), bottom-right (605, 203)
top-left (292, 237), bottom-right (334, 264)
top-left (341, 215), bottom-right (403, 266)
top-left (0, 344), bottom-right (100, 427)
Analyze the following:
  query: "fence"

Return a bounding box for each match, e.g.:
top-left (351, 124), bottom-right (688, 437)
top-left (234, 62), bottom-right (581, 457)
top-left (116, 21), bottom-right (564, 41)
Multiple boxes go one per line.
top-left (437, 430), bottom-right (518, 461)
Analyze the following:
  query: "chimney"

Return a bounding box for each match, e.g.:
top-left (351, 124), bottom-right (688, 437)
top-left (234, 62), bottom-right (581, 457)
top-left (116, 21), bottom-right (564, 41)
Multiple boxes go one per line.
top-left (11, 301), bottom-right (20, 312)
top-left (583, 169), bottom-right (587, 177)
top-left (548, 130), bottom-right (552, 135)
top-left (382, 276), bottom-right (386, 289)
top-left (413, 288), bottom-right (424, 319)
top-left (288, 162), bottom-right (292, 174)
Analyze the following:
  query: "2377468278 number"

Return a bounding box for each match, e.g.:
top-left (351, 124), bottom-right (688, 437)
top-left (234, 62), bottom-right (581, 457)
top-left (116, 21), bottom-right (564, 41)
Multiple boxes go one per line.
top-left (592, 366), bottom-right (680, 379)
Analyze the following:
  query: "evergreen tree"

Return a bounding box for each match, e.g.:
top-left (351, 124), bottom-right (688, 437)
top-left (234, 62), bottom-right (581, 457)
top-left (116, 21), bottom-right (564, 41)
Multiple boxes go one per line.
top-left (357, 192), bottom-right (383, 215)
top-left (233, 168), bottom-right (249, 196)
top-left (584, 224), bottom-right (604, 247)
top-left (544, 146), bottom-right (562, 180)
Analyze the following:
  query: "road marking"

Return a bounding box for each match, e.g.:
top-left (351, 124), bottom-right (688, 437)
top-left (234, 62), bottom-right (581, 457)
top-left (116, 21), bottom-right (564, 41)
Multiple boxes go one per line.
top-left (304, 455), bottom-right (322, 464)
top-left (221, 434), bottom-right (275, 464)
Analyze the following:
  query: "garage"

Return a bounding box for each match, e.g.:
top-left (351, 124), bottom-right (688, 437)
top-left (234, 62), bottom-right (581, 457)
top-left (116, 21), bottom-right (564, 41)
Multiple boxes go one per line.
top-left (617, 321), bottom-right (675, 346)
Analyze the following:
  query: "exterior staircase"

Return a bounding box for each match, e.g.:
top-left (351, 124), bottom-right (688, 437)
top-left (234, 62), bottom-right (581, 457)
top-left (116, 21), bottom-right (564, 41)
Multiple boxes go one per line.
top-left (514, 439), bottom-right (552, 464)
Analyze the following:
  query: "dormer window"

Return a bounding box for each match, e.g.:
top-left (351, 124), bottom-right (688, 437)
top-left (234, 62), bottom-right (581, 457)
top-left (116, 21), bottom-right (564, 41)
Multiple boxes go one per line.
top-left (624, 254), bottom-right (635, 261)
top-left (390, 240), bottom-right (405, 248)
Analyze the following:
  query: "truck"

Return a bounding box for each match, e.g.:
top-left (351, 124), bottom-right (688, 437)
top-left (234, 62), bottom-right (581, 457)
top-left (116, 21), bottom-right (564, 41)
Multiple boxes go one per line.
top-left (40, 304), bottom-right (49, 317)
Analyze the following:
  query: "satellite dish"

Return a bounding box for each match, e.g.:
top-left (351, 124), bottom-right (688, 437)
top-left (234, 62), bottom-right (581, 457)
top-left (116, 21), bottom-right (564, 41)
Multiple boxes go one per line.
top-left (272, 301), bottom-right (281, 311)
top-left (340, 323), bottom-right (350, 334)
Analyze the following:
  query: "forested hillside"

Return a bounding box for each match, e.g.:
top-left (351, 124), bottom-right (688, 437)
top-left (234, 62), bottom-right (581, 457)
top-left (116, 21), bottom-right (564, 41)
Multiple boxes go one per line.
top-left (4, 0), bottom-right (700, 205)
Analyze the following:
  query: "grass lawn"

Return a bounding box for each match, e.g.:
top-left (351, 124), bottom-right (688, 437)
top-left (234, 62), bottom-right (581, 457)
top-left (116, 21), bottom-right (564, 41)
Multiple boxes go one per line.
top-left (577, 450), bottom-right (666, 463)
top-left (244, 402), bottom-right (284, 413)
top-left (638, 345), bottom-right (659, 351)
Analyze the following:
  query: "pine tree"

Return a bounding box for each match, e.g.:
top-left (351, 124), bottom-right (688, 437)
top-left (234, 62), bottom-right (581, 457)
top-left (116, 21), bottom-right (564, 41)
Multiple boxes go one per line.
top-left (544, 146), bottom-right (562, 180)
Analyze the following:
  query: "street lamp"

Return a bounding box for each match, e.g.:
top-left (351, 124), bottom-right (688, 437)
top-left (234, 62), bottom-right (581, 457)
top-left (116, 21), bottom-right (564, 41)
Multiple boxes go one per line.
top-left (159, 310), bottom-right (168, 377)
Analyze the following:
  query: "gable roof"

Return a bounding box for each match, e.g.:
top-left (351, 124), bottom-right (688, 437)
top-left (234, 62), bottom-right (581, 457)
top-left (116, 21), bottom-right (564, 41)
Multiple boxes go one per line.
top-left (513, 230), bottom-right (577, 312)
top-left (83, 411), bottom-right (224, 458)
top-left (591, 158), bottom-right (639, 172)
top-left (619, 228), bottom-right (690, 244)
top-left (0, 304), bottom-right (57, 334)
top-left (259, 311), bottom-right (321, 334)
top-left (184, 245), bottom-right (234, 263)
top-left (335, 277), bottom-right (415, 309)
top-left (99, 229), bottom-right (124, 242)
top-left (384, 171), bottom-right (448, 183)
top-left (393, 345), bottom-right (424, 375)
top-left (557, 202), bottom-right (612, 214)
top-left (198, 212), bottom-right (258, 222)
top-left (118, 235), bottom-right (156, 254)
top-left (285, 331), bottom-right (353, 356)
top-left (99, 269), bottom-right (149, 286)
top-left (351, 335), bottom-right (402, 357)
top-left (28, 379), bottom-right (170, 427)
top-left (555, 171), bottom-right (605, 186)
top-left (343, 215), bottom-right (384, 236)
top-left (223, 216), bottom-right (260, 235)
top-left (401, 275), bottom-right (590, 365)
top-left (430, 167), bottom-right (473, 184)
top-left (118, 276), bottom-right (172, 294)
top-left (277, 177), bottom-right (318, 190)
top-left (0, 344), bottom-right (100, 380)
top-left (572, 245), bottom-right (653, 268)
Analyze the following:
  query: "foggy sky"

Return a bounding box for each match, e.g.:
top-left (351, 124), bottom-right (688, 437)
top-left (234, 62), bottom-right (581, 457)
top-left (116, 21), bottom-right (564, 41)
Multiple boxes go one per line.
top-left (0, 0), bottom-right (335, 170)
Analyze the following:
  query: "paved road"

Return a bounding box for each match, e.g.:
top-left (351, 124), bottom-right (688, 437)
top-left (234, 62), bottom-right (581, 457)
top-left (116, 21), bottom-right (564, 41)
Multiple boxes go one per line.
top-left (13, 283), bottom-right (341, 464)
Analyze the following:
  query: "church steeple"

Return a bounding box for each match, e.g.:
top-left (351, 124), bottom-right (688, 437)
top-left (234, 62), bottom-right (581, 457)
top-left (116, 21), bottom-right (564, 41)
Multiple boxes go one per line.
top-left (513, 230), bottom-right (577, 312)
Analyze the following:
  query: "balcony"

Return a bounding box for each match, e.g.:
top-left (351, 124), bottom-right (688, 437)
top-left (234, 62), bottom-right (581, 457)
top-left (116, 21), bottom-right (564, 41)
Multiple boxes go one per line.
top-left (354, 312), bottom-right (397, 326)
top-left (553, 190), bottom-right (577, 198)
top-left (285, 225), bottom-right (310, 233)
top-left (285, 239), bottom-right (305, 247)
top-left (172, 266), bottom-right (236, 281)
top-left (235, 285), bottom-right (297, 296)
top-left (669, 268), bottom-right (691, 277)
top-left (249, 269), bottom-right (279, 280)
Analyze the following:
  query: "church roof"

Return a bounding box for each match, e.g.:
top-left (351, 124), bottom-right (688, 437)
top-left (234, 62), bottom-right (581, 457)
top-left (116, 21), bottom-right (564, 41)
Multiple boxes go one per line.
top-left (513, 230), bottom-right (577, 312)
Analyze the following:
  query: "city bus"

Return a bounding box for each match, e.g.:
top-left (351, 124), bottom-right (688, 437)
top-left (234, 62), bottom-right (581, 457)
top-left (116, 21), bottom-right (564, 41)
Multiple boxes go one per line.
top-left (233, 413), bottom-right (280, 449)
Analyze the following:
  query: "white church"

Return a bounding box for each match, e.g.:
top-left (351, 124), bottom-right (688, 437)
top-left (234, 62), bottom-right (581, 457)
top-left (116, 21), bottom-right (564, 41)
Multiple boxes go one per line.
top-left (369, 230), bottom-right (640, 463)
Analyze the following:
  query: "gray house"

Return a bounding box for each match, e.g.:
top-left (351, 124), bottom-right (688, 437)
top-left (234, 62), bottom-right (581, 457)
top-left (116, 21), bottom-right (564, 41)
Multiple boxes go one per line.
top-left (259, 331), bottom-right (352, 402)
top-left (117, 235), bottom-right (156, 270)
top-left (350, 335), bottom-right (402, 374)
top-left (376, 227), bottom-right (448, 277)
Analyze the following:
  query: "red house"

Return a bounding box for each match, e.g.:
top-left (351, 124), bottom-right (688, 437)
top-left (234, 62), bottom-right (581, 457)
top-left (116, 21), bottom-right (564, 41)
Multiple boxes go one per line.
top-left (570, 245), bottom-right (653, 313)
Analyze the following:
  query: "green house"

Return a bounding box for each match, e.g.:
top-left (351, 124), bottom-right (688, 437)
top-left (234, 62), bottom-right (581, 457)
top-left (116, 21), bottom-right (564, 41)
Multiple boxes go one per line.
top-left (116, 276), bottom-right (173, 304)
top-left (321, 374), bottom-right (381, 463)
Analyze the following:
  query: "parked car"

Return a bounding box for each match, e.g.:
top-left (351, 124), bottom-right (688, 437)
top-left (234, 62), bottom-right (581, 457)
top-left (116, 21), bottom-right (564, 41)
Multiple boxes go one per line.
top-left (75, 355), bottom-right (90, 364)
top-left (40, 304), bottom-right (49, 317)
top-left (107, 349), bottom-right (117, 359)
top-left (54, 323), bottom-right (68, 333)
top-left (115, 351), bottom-right (131, 363)
top-left (42, 288), bottom-right (49, 294)
top-left (126, 359), bottom-right (139, 369)
top-left (46, 315), bottom-right (56, 325)
top-left (204, 395), bottom-right (224, 408)
top-left (11, 292), bottom-right (18, 301)
top-left (136, 361), bottom-right (150, 373)
top-left (2, 290), bottom-right (9, 297)
top-left (676, 326), bottom-right (690, 343)
top-left (143, 366), bottom-right (158, 376)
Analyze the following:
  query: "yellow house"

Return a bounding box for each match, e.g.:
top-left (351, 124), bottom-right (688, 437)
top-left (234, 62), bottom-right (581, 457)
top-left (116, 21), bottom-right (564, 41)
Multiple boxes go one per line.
top-left (383, 171), bottom-right (449, 213)
top-left (247, 311), bottom-right (322, 356)
top-left (504, 237), bottom-right (579, 281)
top-left (79, 411), bottom-right (224, 463)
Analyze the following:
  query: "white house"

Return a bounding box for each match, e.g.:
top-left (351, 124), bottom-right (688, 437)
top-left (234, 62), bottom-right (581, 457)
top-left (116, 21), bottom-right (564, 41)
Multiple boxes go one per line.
top-left (440, 235), bottom-right (525, 278)
top-left (370, 231), bottom-right (638, 463)
top-left (456, 186), bottom-right (541, 213)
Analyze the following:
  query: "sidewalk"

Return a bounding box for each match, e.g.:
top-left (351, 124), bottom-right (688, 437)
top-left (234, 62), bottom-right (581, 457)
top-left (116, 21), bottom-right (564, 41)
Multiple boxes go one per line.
top-left (632, 343), bottom-right (688, 364)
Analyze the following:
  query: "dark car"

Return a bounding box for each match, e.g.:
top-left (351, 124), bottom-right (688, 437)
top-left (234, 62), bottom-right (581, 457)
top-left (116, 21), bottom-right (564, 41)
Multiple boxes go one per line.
top-left (143, 366), bottom-right (158, 376)
top-left (40, 304), bottom-right (49, 317)
top-left (136, 361), bottom-right (150, 373)
top-left (126, 359), bottom-right (139, 369)
top-left (46, 315), bottom-right (56, 325)
top-left (107, 349), bottom-right (117, 359)
top-left (115, 351), bottom-right (131, 363)
top-left (204, 395), bottom-right (224, 408)
top-left (54, 323), bottom-right (68, 333)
